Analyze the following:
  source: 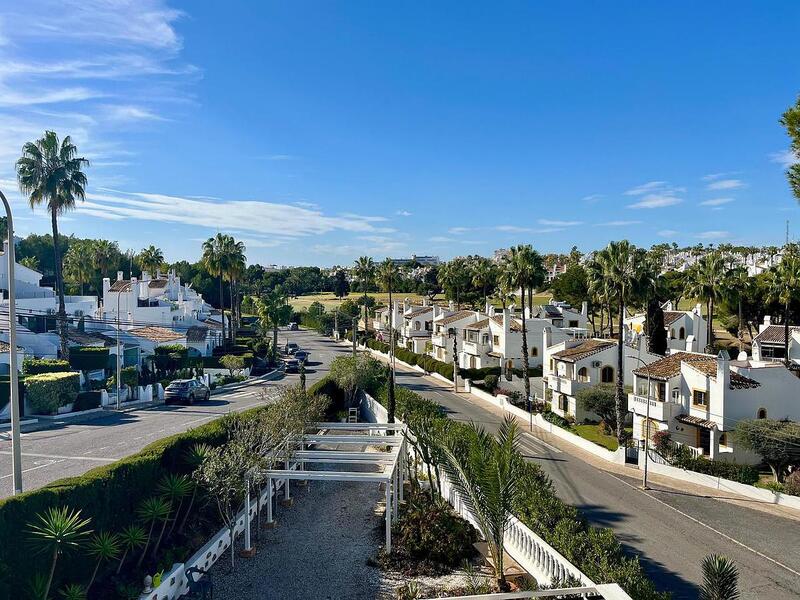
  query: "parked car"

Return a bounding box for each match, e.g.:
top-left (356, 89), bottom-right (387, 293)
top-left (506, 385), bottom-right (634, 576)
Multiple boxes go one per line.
top-left (283, 357), bottom-right (299, 373)
top-left (294, 350), bottom-right (310, 363)
top-left (288, 322), bottom-right (299, 331)
top-left (284, 342), bottom-right (299, 355)
top-left (165, 379), bottom-right (210, 405)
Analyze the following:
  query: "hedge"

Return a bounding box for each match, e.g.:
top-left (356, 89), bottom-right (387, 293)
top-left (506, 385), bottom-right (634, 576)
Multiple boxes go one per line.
top-left (25, 372), bottom-right (81, 415)
top-left (673, 453), bottom-right (759, 485)
top-left (0, 375), bottom-right (25, 413)
top-left (314, 374), bottom-right (666, 600)
top-left (68, 346), bottom-right (110, 371)
top-left (21, 357), bottom-right (71, 375)
top-left (202, 352), bottom-right (254, 368)
top-left (73, 390), bottom-right (102, 412)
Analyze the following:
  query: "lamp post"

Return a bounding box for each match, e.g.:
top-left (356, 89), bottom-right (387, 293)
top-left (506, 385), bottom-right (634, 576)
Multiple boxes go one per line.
top-left (449, 328), bottom-right (459, 393)
top-left (628, 354), bottom-right (652, 490)
top-left (0, 189), bottom-right (22, 494)
top-left (116, 281), bottom-right (133, 409)
top-left (352, 316), bottom-right (357, 356)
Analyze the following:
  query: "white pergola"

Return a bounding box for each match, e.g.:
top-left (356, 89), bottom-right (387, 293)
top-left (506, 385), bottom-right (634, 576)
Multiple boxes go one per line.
top-left (246, 422), bottom-right (408, 553)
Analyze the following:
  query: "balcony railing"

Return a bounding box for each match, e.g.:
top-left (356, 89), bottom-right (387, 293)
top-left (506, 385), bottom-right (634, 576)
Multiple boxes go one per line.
top-left (462, 340), bottom-right (488, 355)
top-left (547, 375), bottom-right (588, 396)
top-left (627, 394), bottom-right (680, 422)
top-left (401, 326), bottom-right (431, 338)
top-left (422, 585), bottom-right (631, 600)
top-left (431, 332), bottom-right (447, 347)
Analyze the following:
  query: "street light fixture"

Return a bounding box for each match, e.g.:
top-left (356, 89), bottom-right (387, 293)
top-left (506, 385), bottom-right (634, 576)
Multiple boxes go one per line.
top-left (628, 353), bottom-right (653, 490)
top-left (0, 188), bottom-right (22, 494)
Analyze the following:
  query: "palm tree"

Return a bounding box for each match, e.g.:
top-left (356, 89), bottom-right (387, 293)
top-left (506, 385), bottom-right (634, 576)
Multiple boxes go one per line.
top-left (223, 237), bottom-right (246, 344)
top-left (92, 239), bottom-right (117, 279)
top-left (471, 258), bottom-right (496, 308)
top-left (684, 251), bottom-right (725, 352)
top-left (699, 554), bottom-right (740, 600)
top-left (440, 257), bottom-right (471, 309)
top-left (27, 506), bottom-right (92, 599)
top-left (438, 416), bottom-right (525, 591)
top-left (135, 496), bottom-right (171, 568)
top-left (86, 531), bottom-right (120, 591)
top-left (16, 131), bottom-right (89, 359)
top-left (767, 249), bottom-right (800, 366)
top-left (722, 266), bottom-right (750, 353)
top-left (353, 256), bottom-right (375, 335)
top-left (378, 258), bottom-right (399, 422)
top-left (202, 234), bottom-right (230, 344)
top-left (59, 583), bottom-right (88, 600)
top-left (256, 287), bottom-right (293, 366)
top-left (153, 474), bottom-right (192, 556)
top-left (597, 240), bottom-right (649, 442)
top-left (178, 443), bottom-right (212, 533)
top-left (139, 245), bottom-right (164, 277)
top-left (19, 255), bottom-right (40, 271)
top-left (116, 524), bottom-right (147, 574)
top-left (500, 245), bottom-right (545, 409)
top-left (63, 241), bottom-right (95, 295)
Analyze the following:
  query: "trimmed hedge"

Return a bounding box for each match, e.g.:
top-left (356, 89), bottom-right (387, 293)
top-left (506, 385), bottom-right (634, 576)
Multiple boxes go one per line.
top-left (25, 372), bottom-right (80, 415)
top-left (202, 352), bottom-right (254, 368)
top-left (22, 357), bottom-right (70, 375)
top-left (673, 452), bottom-right (759, 485)
top-left (73, 390), bottom-right (102, 412)
top-left (68, 346), bottom-right (110, 371)
top-left (0, 375), bottom-right (25, 413)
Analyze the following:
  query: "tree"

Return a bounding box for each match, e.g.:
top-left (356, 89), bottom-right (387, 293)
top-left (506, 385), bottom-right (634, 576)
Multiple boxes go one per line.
top-left (439, 257), bottom-right (471, 308)
top-left (471, 257), bottom-right (497, 308)
top-left (16, 131), bottom-right (89, 359)
top-left (700, 554), bottom-right (740, 600)
top-left (223, 237), bottom-right (247, 341)
top-left (329, 354), bottom-right (385, 408)
top-left (63, 240), bottom-right (95, 295)
top-left (19, 255), bottom-right (40, 271)
top-left (153, 474), bottom-right (192, 556)
top-left (135, 497), bottom-right (171, 568)
top-left (138, 245), bottom-right (165, 276)
top-left (575, 384), bottom-right (617, 431)
top-left (86, 531), bottom-right (120, 591)
top-left (255, 287), bottom-right (293, 367)
top-left (722, 267), bottom-right (751, 352)
top-left (220, 354), bottom-right (245, 376)
top-left (780, 95), bottom-right (800, 201)
top-left (377, 258), bottom-right (399, 422)
top-left (202, 234), bottom-right (230, 344)
top-left (597, 240), bottom-right (650, 442)
top-left (353, 256), bottom-right (375, 334)
top-left (332, 269), bottom-right (350, 298)
top-left (115, 525), bottom-right (147, 575)
top-left (767, 250), bottom-right (800, 367)
top-left (684, 251), bottom-right (725, 352)
top-left (27, 506), bottom-right (92, 599)
top-left (549, 264), bottom-right (588, 309)
top-left (645, 298), bottom-right (668, 355)
top-left (735, 419), bottom-right (800, 482)
top-left (92, 239), bottom-right (117, 280)
top-left (438, 416), bottom-right (525, 591)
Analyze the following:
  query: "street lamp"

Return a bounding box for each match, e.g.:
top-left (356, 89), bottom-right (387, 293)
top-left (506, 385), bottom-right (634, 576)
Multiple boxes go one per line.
top-left (449, 328), bottom-right (459, 393)
top-left (0, 189), bottom-right (22, 494)
top-left (628, 354), bottom-right (652, 490)
top-left (116, 281), bottom-right (133, 409)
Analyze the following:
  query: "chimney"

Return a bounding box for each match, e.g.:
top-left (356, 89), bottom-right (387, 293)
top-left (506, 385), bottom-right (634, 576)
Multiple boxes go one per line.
top-left (716, 350), bottom-right (730, 395)
top-left (404, 299), bottom-right (410, 311)
top-left (156, 268), bottom-right (162, 279)
top-left (116, 270), bottom-right (123, 281)
top-left (484, 300), bottom-right (491, 315)
top-left (102, 277), bottom-right (111, 297)
top-left (502, 308), bottom-right (510, 335)
top-left (142, 270), bottom-right (151, 282)
top-left (543, 325), bottom-right (552, 350)
top-left (421, 297), bottom-right (428, 307)
top-left (581, 301), bottom-right (588, 317)
top-left (488, 304), bottom-right (496, 317)
top-left (131, 277), bottom-right (139, 301)
top-left (448, 300), bottom-right (454, 311)
top-left (2, 240), bottom-right (8, 255)
top-left (761, 315), bottom-right (772, 333)
top-left (695, 302), bottom-right (702, 315)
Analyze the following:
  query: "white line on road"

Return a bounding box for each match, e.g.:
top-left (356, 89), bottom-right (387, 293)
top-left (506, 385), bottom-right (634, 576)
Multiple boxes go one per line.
top-left (605, 471), bottom-right (800, 578)
top-left (0, 459), bottom-right (63, 479)
top-left (521, 432), bottom-right (562, 454)
top-left (0, 451), bottom-right (115, 463)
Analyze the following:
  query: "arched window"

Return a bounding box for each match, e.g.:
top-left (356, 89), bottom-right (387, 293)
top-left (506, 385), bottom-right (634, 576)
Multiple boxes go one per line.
top-left (757, 408), bottom-right (767, 419)
top-left (670, 328), bottom-right (676, 339)
top-left (601, 365), bottom-right (614, 383)
top-left (577, 367), bottom-right (589, 382)
top-left (641, 418), bottom-right (658, 442)
top-left (531, 346), bottom-right (538, 357)
top-left (679, 327), bottom-right (686, 340)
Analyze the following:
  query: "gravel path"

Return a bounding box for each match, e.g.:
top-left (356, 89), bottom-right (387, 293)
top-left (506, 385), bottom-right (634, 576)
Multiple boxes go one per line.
top-left (210, 447), bottom-right (392, 600)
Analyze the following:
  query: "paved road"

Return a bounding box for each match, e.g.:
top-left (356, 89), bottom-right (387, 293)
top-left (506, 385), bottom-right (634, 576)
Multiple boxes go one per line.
top-left (366, 347), bottom-right (798, 600)
top-left (0, 328), bottom-right (343, 499)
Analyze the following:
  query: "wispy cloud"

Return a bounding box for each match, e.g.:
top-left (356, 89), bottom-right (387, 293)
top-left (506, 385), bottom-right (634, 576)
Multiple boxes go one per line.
top-left (494, 225), bottom-right (532, 233)
top-left (594, 220), bottom-right (642, 227)
top-left (770, 150), bottom-right (799, 168)
top-left (628, 194), bottom-right (683, 209)
top-left (103, 105), bottom-right (165, 122)
top-left (658, 229), bottom-right (678, 237)
top-left (429, 236), bottom-right (455, 243)
top-left (448, 227), bottom-right (473, 235)
top-left (582, 194), bottom-right (603, 203)
top-left (699, 197), bottom-right (734, 207)
top-left (695, 230), bottom-right (730, 240)
top-left (706, 179), bottom-right (744, 191)
top-left (396, 210), bottom-right (412, 217)
top-left (293, 201), bottom-right (320, 210)
top-left (537, 219), bottom-right (583, 226)
top-left (624, 181), bottom-right (684, 209)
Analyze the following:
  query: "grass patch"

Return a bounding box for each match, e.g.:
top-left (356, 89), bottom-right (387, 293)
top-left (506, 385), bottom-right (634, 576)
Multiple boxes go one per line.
top-left (290, 291), bottom-right (433, 312)
top-left (571, 424), bottom-right (621, 451)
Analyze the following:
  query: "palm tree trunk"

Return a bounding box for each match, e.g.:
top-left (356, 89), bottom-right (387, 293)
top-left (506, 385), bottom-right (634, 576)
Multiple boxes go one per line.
top-left (87, 558), bottom-right (101, 591)
top-left (709, 298), bottom-right (715, 351)
top-left (178, 488), bottom-right (197, 534)
top-left (230, 279), bottom-right (237, 345)
top-left (44, 547), bottom-right (58, 600)
top-left (615, 295), bottom-right (625, 442)
top-left (219, 276), bottom-right (226, 346)
top-left (272, 323), bottom-right (278, 367)
top-left (520, 286), bottom-right (530, 405)
top-left (116, 548), bottom-right (129, 575)
top-left (738, 298), bottom-right (744, 352)
top-left (136, 522), bottom-right (155, 568)
top-left (387, 287), bottom-right (396, 423)
top-left (785, 301), bottom-right (790, 367)
top-left (51, 210), bottom-right (68, 359)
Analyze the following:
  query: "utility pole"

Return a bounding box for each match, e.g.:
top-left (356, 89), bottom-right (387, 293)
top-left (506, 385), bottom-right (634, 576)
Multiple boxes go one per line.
top-left (352, 316), bottom-right (357, 356)
top-left (629, 354), bottom-right (652, 490)
top-left (450, 330), bottom-right (459, 393)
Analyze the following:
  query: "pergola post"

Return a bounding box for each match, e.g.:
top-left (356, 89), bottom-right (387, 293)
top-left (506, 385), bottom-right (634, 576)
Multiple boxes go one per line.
top-left (243, 476), bottom-right (253, 553)
top-left (385, 480), bottom-right (392, 553)
top-left (265, 477), bottom-right (274, 527)
top-left (398, 440), bottom-right (405, 503)
top-left (392, 465), bottom-right (398, 519)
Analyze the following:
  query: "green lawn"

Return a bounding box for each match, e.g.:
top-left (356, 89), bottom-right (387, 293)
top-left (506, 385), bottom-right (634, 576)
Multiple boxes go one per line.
top-left (289, 291), bottom-right (432, 313)
top-left (571, 424), bottom-right (632, 452)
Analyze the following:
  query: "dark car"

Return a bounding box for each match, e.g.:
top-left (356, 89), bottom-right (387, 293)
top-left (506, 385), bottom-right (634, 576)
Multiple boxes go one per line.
top-left (283, 358), bottom-right (299, 373)
top-left (284, 342), bottom-right (299, 355)
top-left (294, 350), bottom-right (310, 363)
top-left (288, 322), bottom-right (299, 331)
top-left (164, 379), bottom-right (210, 405)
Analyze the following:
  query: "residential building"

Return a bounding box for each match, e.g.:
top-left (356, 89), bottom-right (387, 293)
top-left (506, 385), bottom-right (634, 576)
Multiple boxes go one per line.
top-left (430, 307), bottom-right (481, 363)
top-left (534, 301), bottom-right (590, 330)
top-left (398, 304), bottom-right (434, 354)
top-left (624, 302), bottom-right (708, 353)
top-left (627, 351), bottom-right (800, 462)
top-left (751, 316), bottom-right (800, 366)
top-left (389, 255), bottom-right (440, 267)
top-left (543, 331), bottom-right (661, 422)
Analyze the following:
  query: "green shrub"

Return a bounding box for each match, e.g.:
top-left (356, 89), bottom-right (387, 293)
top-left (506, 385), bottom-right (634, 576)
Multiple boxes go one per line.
top-left (673, 454), bottom-right (759, 485)
top-left (120, 366), bottom-right (139, 388)
top-left (68, 347), bottom-right (110, 371)
top-left (483, 374), bottom-right (499, 393)
top-left (22, 357), bottom-right (70, 375)
top-left (784, 471), bottom-right (800, 496)
top-left (0, 375), bottom-right (25, 413)
top-left (73, 391), bottom-right (102, 412)
top-left (26, 372), bottom-right (80, 415)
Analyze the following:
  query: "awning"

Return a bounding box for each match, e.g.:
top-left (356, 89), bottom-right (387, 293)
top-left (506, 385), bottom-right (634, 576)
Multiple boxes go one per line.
top-left (675, 414), bottom-right (717, 430)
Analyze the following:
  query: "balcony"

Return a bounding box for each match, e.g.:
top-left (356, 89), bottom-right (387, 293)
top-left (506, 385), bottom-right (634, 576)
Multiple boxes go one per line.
top-left (627, 394), bottom-right (682, 422)
top-left (401, 325), bottom-right (431, 338)
top-left (431, 332), bottom-right (448, 347)
top-left (462, 339), bottom-right (488, 356)
top-left (547, 374), bottom-right (588, 397)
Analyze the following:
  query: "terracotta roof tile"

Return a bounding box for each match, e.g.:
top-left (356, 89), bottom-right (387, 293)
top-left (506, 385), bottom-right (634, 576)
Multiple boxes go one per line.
top-left (754, 325), bottom-right (800, 344)
top-left (551, 339), bottom-right (615, 363)
top-left (109, 280), bottom-right (131, 292)
top-left (438, 310), bottom-right (477, 325)
top-left (466, 318), bottom-right (491, 330)
top-left (676, 414), bottom-right (717, 429)
top-left (635, 351), bottom-right (761, 389)
top-left (186, 326), bottom-right (208, 342)
top-left (128, 326), bottom-right (185, 343)
top-left (406, 306), bottom-right (433, 319)
top-left (663, 311), bottom-right (685, 326)
top-left (148, 279), bottom-right (168, 289)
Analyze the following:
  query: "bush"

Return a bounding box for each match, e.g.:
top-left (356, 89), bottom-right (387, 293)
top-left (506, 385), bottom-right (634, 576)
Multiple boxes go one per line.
top-left (783, 471), bottom-right (800, 496)
top-left (68, 347), bottom-right (110, 371)
top-left (542, 409), bottom-right (572, 430)
top-left (73, 391), bottom-right (102, 412)
top-left (483, 374), bottom-right (499, 393)
top-left (22, 357), bottom-right (70, 375)
top-left (25, 372), bottom-right (80, 415)
top-left (0, 375), bottom-right (25, 413)
top-left (460, 366), bottom-right (502, 381)
top-left (672, 451), bottom-right (759, 485)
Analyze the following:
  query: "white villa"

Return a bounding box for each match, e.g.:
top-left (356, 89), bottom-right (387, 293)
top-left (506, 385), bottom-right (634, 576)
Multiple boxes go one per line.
top-left (534, 301), bottom-right (590, 330)
top-left (397, 304), bottom-right (434, 354)
top-left (624, 301), bottom-right (708, 353)
top-left (430, 308), bottom-right (481, 363)
top-left (627, 350), bottom-right (800, 462)
top-left (751, 316), bottom-right (800, 366)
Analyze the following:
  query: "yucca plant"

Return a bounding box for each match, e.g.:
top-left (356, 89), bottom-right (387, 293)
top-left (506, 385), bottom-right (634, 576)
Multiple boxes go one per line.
top-left (157, 473), bottom-right (193, 543)
top-left (437, 415), bottom-right (525, 591)
top-left (86, 531), bottom-right (121, 590)
top-left (135, 497), bottom-right (171, 568)
top-left (26, 574), bottom-right (49, 600)
top-left (59, 583), bottom-right (87, 600)
top-left (700, 554), bottom-right (740, 600)
top-left (116, 525), bottom-right (148, 575)
top-left (27, 506), bottom-right (92, 599)
top-left (179, 443), bottom-right (212, 533)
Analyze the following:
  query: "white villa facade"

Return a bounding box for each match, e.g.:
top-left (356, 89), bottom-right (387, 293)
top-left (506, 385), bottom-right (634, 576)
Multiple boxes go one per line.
top-left (625, 302), bottom-right (708, 353)
top-left (751, 316), bottom-right (800, 366)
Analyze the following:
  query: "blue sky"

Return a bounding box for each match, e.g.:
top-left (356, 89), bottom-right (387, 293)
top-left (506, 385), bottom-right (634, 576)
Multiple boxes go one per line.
top-left (1, 1), bottom-right (799, 266)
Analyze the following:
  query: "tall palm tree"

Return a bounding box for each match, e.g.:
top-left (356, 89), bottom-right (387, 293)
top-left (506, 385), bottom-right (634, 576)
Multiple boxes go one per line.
top-left (722, 266), bottom-right (750, 353)
top-left (767, 249), bottom-right (800, 366)
top-left (597, 240), bottom-right (648, 442)
top-left (440, 257), bottom-right (471, 309)
top-left (256, 287), bottom-right (293, 366)
top-left (223, 237), bottom-right (246, 344)
top-left (500, 245), bottom-right (545, 409)
top-left (438, 416), bottom-right (525, 591)
top-left (353, 256), bottom-right (375, 335)
top-left (16, 131), bottom-right (89, 359)
top-left (699, 554), bottom-right (740, 600)
top-left (202, 234), bottom-right (230, 344)
top-left (684, 251), bottom-right (725, 353)
top-left (378, 258), bottom-right (399, 422)
top-left (92, 239), bottom-right (117, 279)
top-left (471, 257), bottom-right (496, 308)
top-left (139, 245), bottom-right (165, 277)
top-left (63, 241), bottom-right (95, 295)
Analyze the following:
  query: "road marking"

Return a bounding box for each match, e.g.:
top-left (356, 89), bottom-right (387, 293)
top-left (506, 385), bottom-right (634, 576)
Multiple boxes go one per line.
top-left (521, 432), bottom-right (562, 454)
top-left (605, 470), bottom-right (800, 578)
top-left (0, 451), bottom-right (115, 463)
top-left (0, 459), bottom-right (64, 480)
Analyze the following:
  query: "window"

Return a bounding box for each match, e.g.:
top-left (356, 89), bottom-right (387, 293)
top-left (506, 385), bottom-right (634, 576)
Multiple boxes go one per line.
top-left (672, 387), bottom-right (680, 401)
top-left (531, 346), bottom-right (538, 357)
top-left (719, 432), bottom-right (728, 446)
top-left (558, 394), bottom-right (569, 412)
top-left (601, 366), bottom-right (614, 383)
top-left (577, 367), bottom-right (589, 382)
top-left (549, 358), bottom-right (555, 372)
top-left (641, 418), bottom-right (658, 442)
top-left (757, 408), bottom-right (767, 419)
top-left (493, 335), bottom-right (500, 345)
top-left (692, 390), bottom-right (708, 407)
top-left (679, 327), bottom-right (686, 340)
top-left (569, 320), bottom-right (579, 328)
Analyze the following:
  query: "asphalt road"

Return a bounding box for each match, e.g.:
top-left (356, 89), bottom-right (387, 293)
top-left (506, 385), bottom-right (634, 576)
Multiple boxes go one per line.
top-left (0, 328), bottom-right (343, 499)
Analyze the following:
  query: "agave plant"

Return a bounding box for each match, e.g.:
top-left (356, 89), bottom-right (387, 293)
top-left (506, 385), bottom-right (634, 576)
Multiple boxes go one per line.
top-left (86, 531), bottom-right (121, 590)
top-left (179, 443), bottom-right (212, 533)
top-left (135, 497), bottom-right (171, 568)
top-left (27, 506), bottom-right (92, 599)
top-left (26, 574), bottom-right (50, 600)
top-left (158, 473), bottom-right (193, 539)
top-left (116, 525), bottom-right (148, 574)
top-left (59, 583), bottom-right (87, 600)
top-left (700, 554), bottom-right (740, 600)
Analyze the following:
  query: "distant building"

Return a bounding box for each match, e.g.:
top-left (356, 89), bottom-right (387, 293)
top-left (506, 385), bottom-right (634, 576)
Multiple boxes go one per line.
top-left (389, 255), bottom-right (440, 267)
